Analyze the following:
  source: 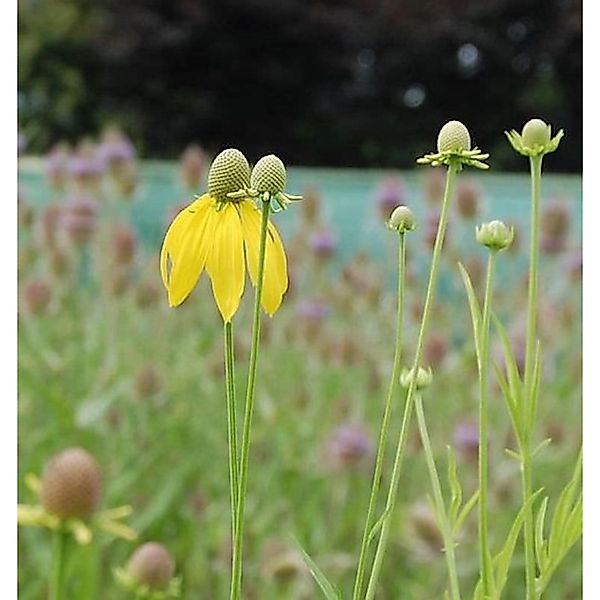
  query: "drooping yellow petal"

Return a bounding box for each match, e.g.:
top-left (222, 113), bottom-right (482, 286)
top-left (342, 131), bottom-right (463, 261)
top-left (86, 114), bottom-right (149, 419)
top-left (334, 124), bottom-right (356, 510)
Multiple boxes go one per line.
top-left (239, 200), bottom-right (261, 285)
top-left (262, 220), bottom-right (288, 315)
top-left (206, 203), bottom-right (246, 322)
top-left (239, 200), bottom-right (288, 316)
top-left (160, 195), bottom-right (215, 307)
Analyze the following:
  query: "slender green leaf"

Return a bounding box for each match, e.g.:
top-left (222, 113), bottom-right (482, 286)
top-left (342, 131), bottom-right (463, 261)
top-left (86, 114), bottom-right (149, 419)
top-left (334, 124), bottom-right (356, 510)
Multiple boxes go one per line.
top-left (528, 342), bottom-right (542, 430)
top-left (454, 489), bottom-right (479, 538)
top-left (534, 496), bottom-right (549, 572)
top-left (458, 262), bottom-right (482, 361)
top-left (494, 488), bottom-right (544, 595)
top-left (367, 507), bottom-right (391, 544)
top-left (494, 363), bottom-right (523, 444)
top-left (446, 446), bottom-right (462, 525)
top-left (296, 543), bottom-right (341, 600)
top-left (504, 448), bottom-right (522, 462)
top-left (492, 315), bottom-right (525, 423)
top-left (532, 438), bottom-right (552, 459)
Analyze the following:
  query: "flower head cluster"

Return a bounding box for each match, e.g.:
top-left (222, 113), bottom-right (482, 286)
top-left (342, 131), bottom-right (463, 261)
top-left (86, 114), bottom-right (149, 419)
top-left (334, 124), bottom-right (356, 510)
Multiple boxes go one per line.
top-left (400, 366), bottom-right (433, 390)
top-left (417, 121), bottom-right (489, 171)
top-left (505, 118), bottom-right (564, 157)
top-left (228, 154), bottom-right (302, 211)
top-left (388, 205), bottom-right (416, 234)
top-left (160, 149), bottom-right (300, 321)
top-left (115, 542), bottom-right (181, 599)
top-left (18, 447), bottom-right (136, 545)
top-left (476, 220), bottom-right (514, 252)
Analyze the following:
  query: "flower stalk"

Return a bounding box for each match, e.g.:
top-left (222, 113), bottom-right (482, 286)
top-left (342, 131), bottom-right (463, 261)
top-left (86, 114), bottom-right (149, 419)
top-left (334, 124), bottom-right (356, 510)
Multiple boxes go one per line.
top-left (522, 154), bottom-right (543, 600)
top-left (224, 320), bottom-right (239, 540)
top-left (49, 529), bottom-right (67, 600)
top-left (352, 228), bottom-right (408, 600)
top-left (230, 199), bottom-right (272, 600)
top-left (364, 160), bottom-right (459, 599)
top-left (414, 391), bottom-right (461, 600)
top-left (478, 250), bottom-right (498, 596)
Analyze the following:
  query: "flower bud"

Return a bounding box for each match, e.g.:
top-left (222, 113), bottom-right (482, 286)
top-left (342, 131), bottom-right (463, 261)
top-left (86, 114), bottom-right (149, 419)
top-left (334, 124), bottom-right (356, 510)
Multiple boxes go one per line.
top-left (521, 118), bottom-right (551, 148)
top-left (126, 542), bottom-right (175, 590)
top-left (388, 205), bottom-right (416, 233)
top-left (207, 148), bottom-right (250, 199)
top-left (250, 154), bottom-right (287, 195)
top-left (400, 366), bottom-right (433, 390)
top-left (40, 448), bottom-right (102, 520)
top-left (24, 278), bottom-right (52, 315)
top-left (476, 220), bottom-right (514, 251)
top-left (437, 120), bottom-right (471, 153)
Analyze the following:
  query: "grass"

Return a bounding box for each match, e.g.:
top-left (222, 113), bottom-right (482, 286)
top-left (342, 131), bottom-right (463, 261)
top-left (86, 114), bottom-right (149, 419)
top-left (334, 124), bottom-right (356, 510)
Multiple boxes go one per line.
top-left (18, 159), bottom-right (582, 598)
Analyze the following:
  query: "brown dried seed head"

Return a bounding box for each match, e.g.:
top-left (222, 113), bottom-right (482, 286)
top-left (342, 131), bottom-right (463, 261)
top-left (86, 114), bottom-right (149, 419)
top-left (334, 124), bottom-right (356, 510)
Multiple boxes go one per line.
top-left (127, 542), bottom-right (175, 590)
top-left (40, 447), bottom-right (102, 520)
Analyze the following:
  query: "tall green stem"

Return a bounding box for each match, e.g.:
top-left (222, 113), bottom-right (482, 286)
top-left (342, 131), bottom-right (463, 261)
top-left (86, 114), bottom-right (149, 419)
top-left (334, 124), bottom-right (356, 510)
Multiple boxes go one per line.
top-left (478, 251), bottom-right (497, 596)
top-left (522, 155), bottom-right (543, 600)
top-left (224, 320), bottom-right (239, 540)
top-left (352, 233), bottom-right (407, 600)
top-left (49, 530), bottom-right (66, 600)
top-left (364, 162), bottom-right (458, 600)
top-left (230, 199), bottom-right (271, 600)
top-left (414, 393), bottom-right (461, 600)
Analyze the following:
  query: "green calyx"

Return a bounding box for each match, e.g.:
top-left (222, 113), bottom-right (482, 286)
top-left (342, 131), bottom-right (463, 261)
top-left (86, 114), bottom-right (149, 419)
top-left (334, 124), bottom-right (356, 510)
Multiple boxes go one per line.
top-left (505, 118), bottom-right (564, 157)
top-left (418, 121), bottom-right (489, 170)
top-left (207, 148), bottom-right (251, 200)
top-left (114, 568), bottom-right (181, 599)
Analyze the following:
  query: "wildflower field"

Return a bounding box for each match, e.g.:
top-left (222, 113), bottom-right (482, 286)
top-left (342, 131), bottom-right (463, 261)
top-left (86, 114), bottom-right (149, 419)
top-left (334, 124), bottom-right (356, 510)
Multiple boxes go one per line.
top-left (17, 130), bottom-right (582, 599)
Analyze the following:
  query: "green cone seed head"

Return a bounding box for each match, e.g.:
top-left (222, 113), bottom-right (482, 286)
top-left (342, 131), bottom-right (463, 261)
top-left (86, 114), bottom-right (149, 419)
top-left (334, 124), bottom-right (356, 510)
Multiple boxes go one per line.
top-left (251, 154), bottom-right (287, 195)
top-left (476, 220), bottom-right (514, 251)
top-left (388, 205), bottom-right (416, 233)
top-left (40, 447), bottom-right (102, 520)
top-left (521, 118), bottom-right (551, 148)
top-left (400, 366), bottom-right (433, 390)
top-left (207, 148), bottom-right (251, 199)
top-left (127, 542), bottom-right (175, 590)
top-left (437, 120), bottom-right (471, 153)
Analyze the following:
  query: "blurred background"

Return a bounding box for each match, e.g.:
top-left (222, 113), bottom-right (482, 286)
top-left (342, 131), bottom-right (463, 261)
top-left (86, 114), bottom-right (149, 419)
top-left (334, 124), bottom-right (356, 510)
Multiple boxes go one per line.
top-left (19, 0), bottom-right (581, 170)
top-left (18, 1), bottom-right (582, 598)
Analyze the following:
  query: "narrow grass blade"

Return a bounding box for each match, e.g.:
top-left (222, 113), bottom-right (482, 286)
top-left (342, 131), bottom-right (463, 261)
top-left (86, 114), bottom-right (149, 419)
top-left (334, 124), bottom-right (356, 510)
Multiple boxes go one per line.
top-left (296, 542), bottom-right (342, 600)
top-left (458, 262), bottom-right (482, 361)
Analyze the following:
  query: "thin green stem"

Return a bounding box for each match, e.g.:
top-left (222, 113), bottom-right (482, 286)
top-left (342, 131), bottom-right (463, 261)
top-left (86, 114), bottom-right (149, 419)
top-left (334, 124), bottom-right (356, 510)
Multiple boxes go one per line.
top-left (224, 320), bottom-right (239, 539)
top-left (522, 155), bottom-right (543, 600)
top-left (478, 251), bottom-right (497, 596)
top-left (365, 162), bottom-right (458, 600)
top-left (49, 530), bottom-right (66, 600)
top-left (352, 233), bottom-right (407, 600)
top-left (230, 199), bottom-right (271, 600)
top-left (414, 392), bottom-right (461, 600)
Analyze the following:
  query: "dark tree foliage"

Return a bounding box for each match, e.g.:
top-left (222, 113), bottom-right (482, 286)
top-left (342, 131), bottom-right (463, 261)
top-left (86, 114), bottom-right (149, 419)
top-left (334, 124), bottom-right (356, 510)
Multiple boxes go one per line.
top-left (18, 0), bottom-right (582, 171)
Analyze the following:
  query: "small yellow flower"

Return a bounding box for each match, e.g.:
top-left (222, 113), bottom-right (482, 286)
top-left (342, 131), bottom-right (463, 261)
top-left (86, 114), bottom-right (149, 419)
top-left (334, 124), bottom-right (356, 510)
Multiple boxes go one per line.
top-left (160, 149), bottom-right (288, 321)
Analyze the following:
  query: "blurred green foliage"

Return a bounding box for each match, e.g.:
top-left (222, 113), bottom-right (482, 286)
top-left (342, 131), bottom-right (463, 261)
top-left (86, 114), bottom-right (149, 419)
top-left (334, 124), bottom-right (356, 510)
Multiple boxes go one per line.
top-left (19, 0), bottom-right (581, 171)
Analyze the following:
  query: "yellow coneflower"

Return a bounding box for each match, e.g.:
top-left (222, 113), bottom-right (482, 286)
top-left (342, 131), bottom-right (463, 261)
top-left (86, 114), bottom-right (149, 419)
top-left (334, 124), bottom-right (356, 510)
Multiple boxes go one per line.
top-left (160, 148), bottom-right (288, 322)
